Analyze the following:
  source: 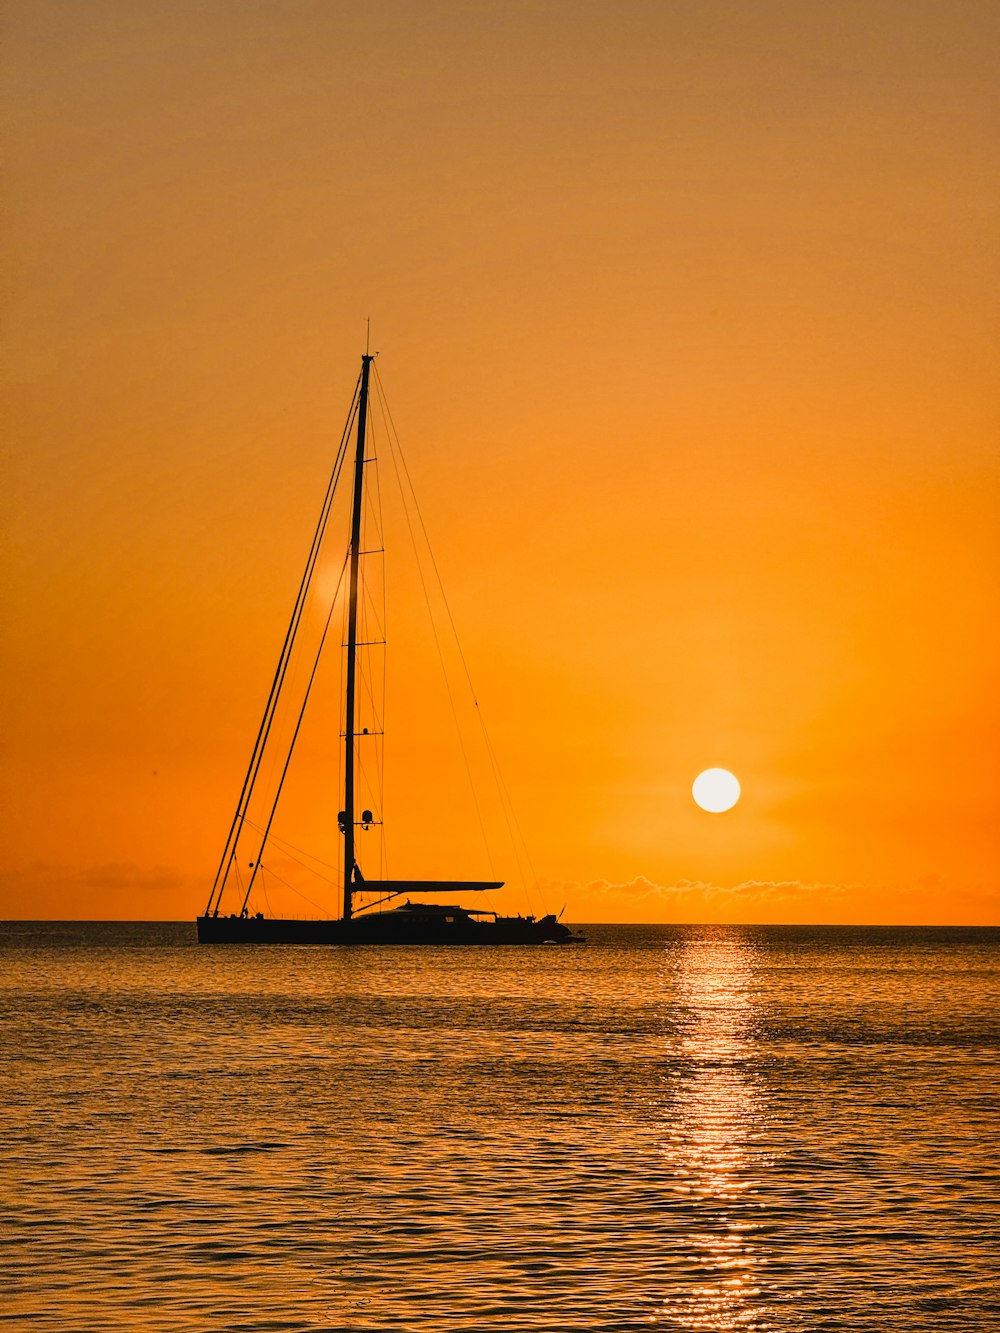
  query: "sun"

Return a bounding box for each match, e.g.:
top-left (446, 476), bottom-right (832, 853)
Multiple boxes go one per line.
top-left (692, 768), bottom-right (741, 813)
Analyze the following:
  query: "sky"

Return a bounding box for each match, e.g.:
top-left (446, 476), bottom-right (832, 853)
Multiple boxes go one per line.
top-left (2, 0), bottom-right (997, 924)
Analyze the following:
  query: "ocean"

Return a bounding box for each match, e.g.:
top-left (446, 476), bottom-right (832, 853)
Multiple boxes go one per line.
top-left (2, 922), bottom-right (998, 1332)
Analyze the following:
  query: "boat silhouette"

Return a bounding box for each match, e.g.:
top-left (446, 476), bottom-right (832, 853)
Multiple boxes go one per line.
top-left (197, 353), bottom-right (580, 946)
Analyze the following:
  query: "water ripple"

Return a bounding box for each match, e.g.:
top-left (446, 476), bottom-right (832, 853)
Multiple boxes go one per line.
top-left (1, 922), bottom-right (998, 1331)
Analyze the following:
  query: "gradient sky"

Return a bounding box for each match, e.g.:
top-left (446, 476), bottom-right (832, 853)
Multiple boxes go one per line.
top-left (3, 0), bottom-right (997, 923)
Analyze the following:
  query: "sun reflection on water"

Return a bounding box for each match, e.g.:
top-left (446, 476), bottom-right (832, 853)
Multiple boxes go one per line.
top-left (651, 932), bottom-right (769, 1330)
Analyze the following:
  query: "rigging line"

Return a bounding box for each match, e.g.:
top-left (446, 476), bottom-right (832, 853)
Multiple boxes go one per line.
top-left (470, 646), bottom-right (543, 912)
top-left (239, 547), bottom-right (350, 916)
top-left (368, 400), bottom-right (389, 845)
top-left (378, 542), bottom-right (388, 881)
top-left (206, 375), bottom-right (361, 916)
top-left (208, 384), bottom-right (356, 916)
top-left (373, 365), bottom-right (502, 810)
top-left (465, 675), bottom-right (541, 908)
top-left (354, 581), bottom-right (381, 730)
top-left (242, 819), bottom-right (342, 877)
top-left (378, 627), bottom-right (388, 882)
top-left (360, 386), bottom-right (389, 882)
top-left (373, 364), bottom-right (539, 908)
top-left (479, 721), bottom-right (542, 914)
top-left (215, 429), bottom-right (350, 916)
top-left (368, 602), bottom-right (389, 879)
top-left (360, 565), bottom-right (387, 642)
top-left (254, 861), bottom-right (335, 918)
top-left (373, 369), bottom-right (496, 880)
top-left (337, 574), bottom-right (346, 885)
top-left (372, 364), bottom-right (480, 706)
top-left (372, 381), bottom-right (493, 879)
top-left (356, 646), bottom-right (383, 731)
top-left (259, 866), bottom-right (273, 918)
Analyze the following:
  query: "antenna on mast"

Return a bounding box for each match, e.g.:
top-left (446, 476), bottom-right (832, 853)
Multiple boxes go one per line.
top-left (365, 317), bottom-right (370, 355)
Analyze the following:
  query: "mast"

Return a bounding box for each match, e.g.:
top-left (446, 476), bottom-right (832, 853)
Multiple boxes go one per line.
top-left (343, 353), bottom-right (373, 920)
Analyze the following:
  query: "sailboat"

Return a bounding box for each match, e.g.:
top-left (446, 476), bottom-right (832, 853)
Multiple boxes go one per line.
top-left (197, 353), bottom-right (580, 945)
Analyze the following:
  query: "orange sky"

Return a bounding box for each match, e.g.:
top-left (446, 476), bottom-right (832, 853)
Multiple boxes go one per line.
top-left (2, 1), bottom-right (997, 924)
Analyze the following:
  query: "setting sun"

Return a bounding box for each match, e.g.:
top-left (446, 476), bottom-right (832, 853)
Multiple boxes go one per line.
top-left (692, 769), bottom-right (741, 813)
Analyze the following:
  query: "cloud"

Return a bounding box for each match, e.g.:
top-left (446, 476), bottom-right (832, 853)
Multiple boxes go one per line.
top-left (546, 874), bottom-right (998, 925)
top-left (0, 861), bottom-right (196, 918)
top-left (74, 862), bottom-right (184, 891)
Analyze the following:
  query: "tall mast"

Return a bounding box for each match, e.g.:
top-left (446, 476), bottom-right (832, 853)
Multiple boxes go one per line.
top-left (343, 353), bottom-right (373, 920)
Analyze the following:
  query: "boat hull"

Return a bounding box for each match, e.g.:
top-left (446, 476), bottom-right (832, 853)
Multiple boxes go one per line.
top-left (196, 913), bottom-right (577, 945)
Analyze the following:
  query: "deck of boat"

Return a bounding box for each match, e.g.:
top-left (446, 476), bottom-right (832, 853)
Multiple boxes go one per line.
top-left (197, 903), bottom-right (579, 945)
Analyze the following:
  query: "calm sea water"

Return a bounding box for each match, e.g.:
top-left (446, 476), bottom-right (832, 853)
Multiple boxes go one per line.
top-left (2, 922), bottom-right (998, 1332)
